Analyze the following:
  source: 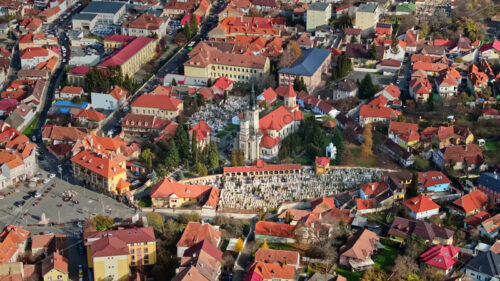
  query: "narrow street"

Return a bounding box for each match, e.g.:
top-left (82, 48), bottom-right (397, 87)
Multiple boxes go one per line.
top-left (233, 220), bottom-right (256, 281)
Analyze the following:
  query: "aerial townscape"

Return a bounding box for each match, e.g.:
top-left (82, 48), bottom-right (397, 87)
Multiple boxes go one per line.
top-left (0, 0), bottom-right (499, 280)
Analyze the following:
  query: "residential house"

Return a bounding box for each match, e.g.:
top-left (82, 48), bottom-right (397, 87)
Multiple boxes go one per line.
top-left (478, 213), bottom-right (500, 239)
top-left (417, 171), bottom-right (451, 193)
top-left (59, 86), bottom-right (84, 100)
top-left (67, 66), bottom-right (90, 87)
top-left (194, 0), bottom-right (211, 18)
top-left (409, 77), bottom-right (433, 102)
top-left (359, 104), bottom-right (401, 126)
top-left (176, 240), bottom-right (222, 281)
top-left (121, 13), bottom-right (167, 38)
top-left (359, 182), bottom-right (388, 199)
top-left (420, 125), bottom-right (474, 148)
top-left (208, 16), bottom-right (282, 39)
top-left (73, 108), bottom-right (107, 128)
top-left (388, 121), bottom-right (419, 147)
top-left (343, 28), bottom-right (361, 44)
top-left (388, 216), bottom-right (454, 245)
top-left (339, 229), bottom-right (379, 271)
top-left (71, 150), bottom-right (129, 194)
top-left (345, 43), bottom-right (384, 66)
top-left (184, 42), bottom-right (270, 83)
top-left (464, 211), bottom-right (491, 230)
top-left (31, 234), bottom-right (66, 257)
top-left (0, 141), bottom-right (37, 188)
top-left (131, 94), bottom-right (183, 120)
top-left (451, 190), bottom-right (488, 217)
top-left (377, 58), bottom-right (402, 75)
top-left (189, 121), bottom-right (211, 150)
top-left (0, 225), bottom-right (30, 263)
top-left (306, 2), bottom-right (330, 32)
top-left (278, 48), bottom-right (331, 92)
top-left (18, 32), bottom-right (58, 50)
top-left (420, 245), bottom-right (460, 275)
top-left (176, 222), bottom-right (221, 257)
top-left (380, 135), bottom-right (415, 167)
top-left (477, 172), bottom-right (500, 205)
top-left (20, 47), bottom-right (57, 70)
top-left (479, 39), bottom-right (500, 62)
top-left (413, 62), bottom-right (448, 76)
top-left (244, 262), bottom-right (295, 281)
top-left (309, 273), bottom-right (347, 281)
top-left (19, 17), bottom-right (42, 33)
top-left (435, 72), bottom-right (459, 98)
top-left (250, 0), bottom-right (279, 13)
top-left (467, 64), bottom-right (489, 94)
top-left (42, 125), bottom-right (88, 145)
top-left (382, 171), bottom-right (412, 200)
top-left (254, 248), bottom-right (300, 270)
top-left (332, 78), bottom-right (358, 100)
top-left (405, 194), bottom-right (440, 220)
top-left (84, 227), bottom-right (156, 280)
top-left (42, 252), bottom-right (69, 281)
top-left (464, 251), bottom-right (500, 281)
top-left (254, 221), bottom-right (295, 243)
top-left (150, 177), bottom-right (219, 209)
top-left (257, 87), bottom-right (278, 105)
top-left (91, 86), bottom-right (127, 111)
top-left (432, 144), bottom-right (487, 172)
top-left (121, 113), bottom-right (178, 142)
top-left (354, 2), bottom-right (380, 37)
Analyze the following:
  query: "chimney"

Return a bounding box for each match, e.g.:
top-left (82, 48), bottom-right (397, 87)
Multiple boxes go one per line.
top-left (371, 184), bottom-right (374, 191)
top-left (201, 219), bottom-right (205, 225)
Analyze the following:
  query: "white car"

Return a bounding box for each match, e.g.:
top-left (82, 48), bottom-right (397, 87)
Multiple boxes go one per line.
top-left (43, 178), bottom-right (50, 184)
top-left (34, 192), bottom-right (42, 198)
top-left (30, 177), bottom-right (39, 182)
top-left (48, 173), bottom-right (56, 179)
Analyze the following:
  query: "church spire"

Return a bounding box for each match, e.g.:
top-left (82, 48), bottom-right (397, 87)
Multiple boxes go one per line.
top-left (249, 78), bottom-right (257, 110)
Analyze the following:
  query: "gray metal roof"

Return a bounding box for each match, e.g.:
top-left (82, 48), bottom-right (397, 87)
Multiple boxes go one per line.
top-left (357, 2), bottom-right (378, 13)
top-left (279, 48), bottom-right (331, 76)
top-left (465, 251), bottom-right (500, 277)
top-left (72, 13), bottom-right (98, 21)
top-left (81, 1), bottom-right (125, 14)
top-left (308, 2), bottom-right (330, 11)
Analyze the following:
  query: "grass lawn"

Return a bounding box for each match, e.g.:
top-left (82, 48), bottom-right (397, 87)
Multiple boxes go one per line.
top-left (374, 244), bottom-right (400, 270)
top-left (295, 155), bottom-right (311, 165)
top-left (485, 141), bottom-right (499, 151)
top-left (350, 147), bottom-right (377, 167)
top-left (335, 267), bottom-right (361, 281)
top-left (267, 243), bottom-right (297, 251)
top-left (22, 115), bottom-right (39, 137)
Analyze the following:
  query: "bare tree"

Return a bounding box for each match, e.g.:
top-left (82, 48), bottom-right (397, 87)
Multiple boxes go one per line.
top-left (391, 255), bottom-right (419, 281)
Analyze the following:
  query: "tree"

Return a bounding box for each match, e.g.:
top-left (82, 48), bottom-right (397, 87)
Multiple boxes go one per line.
top-left (332, 127), bottom-right (345, 164)
top-left (293, 76), bottom-right (307, 92)
top-left (392, 255), bottom-right (419, 281)
top-left (189, 15), bottom-right (198, 36)
top-left (179, 212), bottom-right (201, 224)
top-left (404, 234), bottom-right (427, 259)
top-left (419, 23), bottom-right (430, 39)
top-left (261, 239), bottom-right (269, 249)
top-left (196, 162), bottom-right (208, 176)
top-left (164, 140), bottom-right (180, 171)
top-left (146, 212), bottom-right (164, 232)
top-left (234, 238), bottom-right (244, 252)
top-left (361, 124), bottom-right (373, 160)
top-left (183, 23), bottom-right (191, 39)
top-left (358, 74), bottom-right (376, 99)
top-left (368, 44), bottom-right (378, 60)
top-left (231, 149), bottom-right (244, 166)
top-left (141, 148), bottom-right (154, 170)
top-left (361, 269), bottom-right (388, 281)
top-left (284, 211), bottom-right (293, 223)
top-left (453, 229), bottom-right (467, 246)
top-left (91, 215), bottom-right (114, 231)
top-left (174, 124), bottom-right (190, 160)
top-left (459, 91), bottom-right (474, 105)
top-left (414, 156), bottom-right (430, 171)
top-left (174, 32), bottom-right (187, 45)
top-left (305, 242), bottom-right (338, 272)
top-left (171, 78), bottom-right (178, 86)
top-left (423, 266), bottom-right (445, 281)
top-left (207, 142), bottom-right (219, 170)
top-left (191, 131), bottom-right (199, 164)
top-left (429, 214), bottom-right (442, 226)
top-left (278, 40), bottom-right (302, 68)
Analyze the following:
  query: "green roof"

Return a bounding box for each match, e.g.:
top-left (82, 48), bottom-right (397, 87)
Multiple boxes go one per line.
top-left (396, 2), bottom-right (415, 12)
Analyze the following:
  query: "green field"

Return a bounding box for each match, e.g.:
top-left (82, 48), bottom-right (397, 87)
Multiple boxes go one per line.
top-left (22, 115), bottom-right (39, 137)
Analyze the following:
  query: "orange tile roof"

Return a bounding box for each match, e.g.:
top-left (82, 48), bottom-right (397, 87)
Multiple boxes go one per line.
top-left (405, 195), bottom-right (440, 213)
top-left (360, 182), bottom-right (388, 197)
top-left (254, 221), bottom-right (295, 238)
top-left (452, 190), bottom-right (487, 214)
top-left (189, 121), bottom-right (211, 142)
top-left (410, 77), bottom-right (432, 95)
top-left (42, 125), bottom-right (88, 142)
top-left (247, 262), bottom-right (295, 279)
top-left (60, 86), bottom-right (83, 95)
top-left (259, 106), bottom-right (303, 135)
top-left (115, 178), bottom-right (130, 192)
top-left (31, 234), bottom-right (55, 249)
top-left (42, 252), bottom-right (68, 276)
top-left (464, 211), bottom-right (490, 228)
top-left (177, 222), bottom-right (221, 248)
top-left (413, 61), bottom-right (448, 72)
top-left (277, 209), bottom-right (312, 221)
top-left (368, 95), bottom-right (388, 107)
top-left (186, 42), bottom-right (268, 69)
top-left (74, 109), bottom-right (107, 122)
top-left (20, 17), bottom-right (42, 30)
top-left (389, 121), bottom-right (419, 143)
top-left (126, 13), bottom-right (164, 30)
top-left (417, 171), bottom-right (451, 188)
top-left (71, 150), bottom-right (126, 178)
top-left (359, 104), bottom-right (402, 119)
top-left (0, 225), bottom-right (29, 263)
top-left (132, 94), bottom-right (182, 111)
top-left (356, 198), bottom-right (376, 210)
top-left (151, 85), bottom-right (172, 96)
top-left (255, 248), bottom-right (299, 265)
top-left (340, 229), bottom-right (379, 261)
top-left (21, 47), bottom-right (48, 59)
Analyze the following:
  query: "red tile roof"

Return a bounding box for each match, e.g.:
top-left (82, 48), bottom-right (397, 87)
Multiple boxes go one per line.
top-left (389, 121), bottom-right (419, 143)
top-left (246, 262), bottom-right (295, 280)
top-left (255, 221), bottom-right (295, 238)
top-left (71, 150), bottom-right (126, 178)
top-left (315, 156), bottom-right (329, 167)
top-left (125, 13), bottom-right (164, 30)
top-left (132, 94), bottom-right (182, 111)
top-left (109, 86), bottom-right (127, 101)
top-left (405, 194), bottom-right (440, 213)
top-left (417, 171), bottom-right (451, 188)
top-left (68, 66), bottom-right (90, 76)
top-left (413, 61), bottom-right (448, 72)
top-left (259, 106), bottom-right (303, 135)
top-left (360, 182), bottom-right (388, 197)
top-left (356, 198), bottom-right (376, 210)
top-left (464, 211), bottom-right (490, 228)
top-left (359, 104), bottom-right (401, 119)
top-left (20, 47), bottom-right (48, 59)
top-left (186, 42), bottom-right (268, 69)
top-left (177, 222), bottom-right (221, 248)
top-left (41, 252), bottom-right (68, 276)
top-left (150, 177), bottom-right (219, 208)
top-left (74, 109), bottom-right (107, 122)
top-left (442, 144), bottom-right (484, 166)
top-left (420, 245), bottom-right (459, 270)
top-left (322, 208), bottom-right (354, 226)
top-left (255, 248), bottom-right (299, 265)
top-left (84, 227), bottom-right (155, 246)
top-left (99, 37), bottom-right (154, 68)
top-left (452, 190), bottom-right (487, 214)
top-left (42, 125), bottom-right (88, 142)
top-left (60, 86), bottom-right (83, 95)
top-left (90, 236), bottom-right (129, 257)
top-left (277, 209), bottom-right (312, 221)
top-left (310, 196), bottom-right (335, 213)
top-left (190, 121), bottom-right (211, 142)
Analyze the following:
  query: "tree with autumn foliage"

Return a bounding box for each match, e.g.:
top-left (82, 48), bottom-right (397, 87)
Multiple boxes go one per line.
top-left (278, 40), bottom-right (302, 69)
top-left (361, 124), bottom-right (373, 159)
top-left (234, 238), bottom-right (244, 252)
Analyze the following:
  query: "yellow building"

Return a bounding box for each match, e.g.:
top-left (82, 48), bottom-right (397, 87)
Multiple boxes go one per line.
top-left (99, 36), bottom-right (156, 78)
top-left (306, 2), bottom-right (331, 32)
top-left (315, 157), bottom-right (330, 175)
top-left (150, 177), bottom-right (219, 209)
top-left (42, 252), bottom-right (68, 281)
top-left (184, 42), bottom-right (270, 83)
top-left (19, 32), bottom-right (58, 51)
top-left (85, 227), bottom-right (157, 281)
top-left (131, 94), bottom-right (183, 120)
top-left (71, 150), bottom-right (128, 194)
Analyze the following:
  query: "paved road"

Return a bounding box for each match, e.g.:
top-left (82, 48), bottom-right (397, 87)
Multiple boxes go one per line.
top-left (233, 220), bottom-right (256, 281)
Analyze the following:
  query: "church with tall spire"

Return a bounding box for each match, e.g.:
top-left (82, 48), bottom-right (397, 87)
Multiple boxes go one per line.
top-left (238, 82), bottom-right (304, 162)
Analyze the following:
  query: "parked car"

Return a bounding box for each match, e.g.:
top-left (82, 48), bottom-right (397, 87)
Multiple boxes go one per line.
top-left (14, 201), bottom-right (25, 207)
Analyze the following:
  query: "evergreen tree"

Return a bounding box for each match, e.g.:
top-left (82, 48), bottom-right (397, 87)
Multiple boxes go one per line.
top-left (208, 142), bottom-right (219, 170)
top-left (174, 124), bottom-right (190, 160)
top-left (368, 44), bottom-right (378, 60)
top-left (231, 149), bottom-right (238, 167)
top-left (171, 78), bottom-right (178, 86)
top-left (183, 23), bottom-right (191, 39)
top-left (191, 131), bottom-right (199, 164)
top-left (196, 162), bottom-right (207, 176)
top-left (358, 74), bottom-right (376, 99)
top-left (236, 149), bottom-right (244, 166)
top-left (164, 140), bottom-right (180, 171)
top-left (332, 127), bottom-right (344, 165)
top-left (189, 15), bottom-right (198, 36)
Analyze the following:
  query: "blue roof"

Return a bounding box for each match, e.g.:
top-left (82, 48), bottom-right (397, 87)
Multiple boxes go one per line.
top-left (278, 48), bottom-right (331, 76)
top-left (81, 1), bottom-right (125, 14)
top-left (477, 172), bottom-right (500, 192)
top-left (48, 101), bottom-right (88, 114)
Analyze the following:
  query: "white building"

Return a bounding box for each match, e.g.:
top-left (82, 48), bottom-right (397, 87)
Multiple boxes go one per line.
top-left (91, 86), bottom-right (127, 111)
